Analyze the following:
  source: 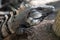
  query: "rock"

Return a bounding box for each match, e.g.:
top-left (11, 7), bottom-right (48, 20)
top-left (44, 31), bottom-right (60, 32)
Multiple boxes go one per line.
top-left (53, 10), bottom-right (60, 36)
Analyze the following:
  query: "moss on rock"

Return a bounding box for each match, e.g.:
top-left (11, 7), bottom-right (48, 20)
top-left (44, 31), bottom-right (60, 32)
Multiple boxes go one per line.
top-left (53, 10), bottom-right (60, 36)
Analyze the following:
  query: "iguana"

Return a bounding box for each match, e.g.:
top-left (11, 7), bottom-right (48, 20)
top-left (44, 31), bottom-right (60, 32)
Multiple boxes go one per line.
top-left (0, 0), bottom-right (56, 40)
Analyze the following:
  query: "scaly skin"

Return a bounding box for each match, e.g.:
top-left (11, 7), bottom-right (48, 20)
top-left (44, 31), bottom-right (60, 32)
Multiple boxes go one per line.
top-left (4, 20), bottom-right (59, 40)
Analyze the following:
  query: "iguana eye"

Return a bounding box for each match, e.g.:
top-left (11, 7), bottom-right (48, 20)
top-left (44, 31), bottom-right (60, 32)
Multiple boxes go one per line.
top-left (28, 9), bottom-right (43, 18)
top-left (30, 11), bottom-right (42, 19)
top-left (27, 10), bottom-right (42, 26)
